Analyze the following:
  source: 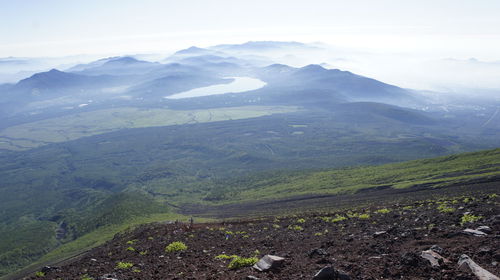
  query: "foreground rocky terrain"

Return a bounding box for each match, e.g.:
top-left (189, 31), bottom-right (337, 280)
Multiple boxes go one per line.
top-left (24, 185), bottom-right (499, 280)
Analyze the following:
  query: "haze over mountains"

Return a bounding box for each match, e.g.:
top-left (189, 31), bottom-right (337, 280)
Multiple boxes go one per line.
top-left (0, 41), bottom-right (499, 277)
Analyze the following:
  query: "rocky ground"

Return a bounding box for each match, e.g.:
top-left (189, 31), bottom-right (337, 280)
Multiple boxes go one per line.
top-left (25, 190), bottom-right (499, 280)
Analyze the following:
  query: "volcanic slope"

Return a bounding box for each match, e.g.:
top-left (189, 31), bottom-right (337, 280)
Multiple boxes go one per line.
top-left (23, 185), bottom-right (499, 280)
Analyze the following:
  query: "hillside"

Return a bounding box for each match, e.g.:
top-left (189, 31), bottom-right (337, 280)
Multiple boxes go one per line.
top-left (21, 183), bottom-right (500, 279)
top-left (201, 148), bottom-right (500, 205)
top-left (2, 148), bottom-right (499, 278)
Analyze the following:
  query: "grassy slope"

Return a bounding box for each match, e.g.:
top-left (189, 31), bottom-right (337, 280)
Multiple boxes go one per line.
top-left (0, 106), bottom-right (298, 150)
top-left (206, 148), bottom-right (500, 203)
top-left (3, 148), bottom-right (499, 278)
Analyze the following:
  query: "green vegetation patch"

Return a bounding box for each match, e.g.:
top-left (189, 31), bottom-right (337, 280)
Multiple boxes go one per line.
top-left (165, 241), bottom-right (188, 253)
top-left (228, 256), bottom-right (258, 270)
top-left (206, 148), bottom-right (500, 203)
top-left (116, 262), bottom-right (134, 269)
top-left (0, 106), bottom-right (299, 150)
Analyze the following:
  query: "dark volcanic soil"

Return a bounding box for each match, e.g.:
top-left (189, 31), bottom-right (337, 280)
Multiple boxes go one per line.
top-left (24, 188), bottom-right (499, 280)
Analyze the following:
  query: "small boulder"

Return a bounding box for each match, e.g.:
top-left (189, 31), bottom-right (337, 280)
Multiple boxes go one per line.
top-left (420, 249), bottom-right (449, 267)
top-left (476, 226), bottom-right (492, 234)
top-left (246, 276), bottom-right (260, 280)
top-left (463, 228), bottom-right (488, 236)
top-left (458, 254), bottom-right (499, 280)
top-left (253, 255), bottom-right (285, 272)
top-left (308, 248), bottom-right (330, 258)
top-left (313, 266), bottom-right (350, 280)
top-left (430, 245), bottom-right (444, 254)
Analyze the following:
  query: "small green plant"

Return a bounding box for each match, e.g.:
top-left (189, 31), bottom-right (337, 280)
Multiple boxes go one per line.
top-left (215, 254), bottom-right (238, 260)
top-left (314, 232), bottom-right (323, 236)
top-left (488, 193), bottom-right (498, 199)
top-left (463, 197), bottom-right (471, 203)
top-left (139, 250), bottom-right (148, 255)
top-left (228, 256), bottom-right (258, 269)
top-left (35, 271), bottom-right (45, 277)
top-left (358, 213), bottom-right (370, 219)
top-left (375, 208), bottom-right (391, 214)
top-left (116, 262), bottom-right (134, 269)
top-left (288, 225), bottom-right (304, 231)
top-left (272, 224), bottom-right (281, 229)
top-left (132, 269), bottom-right (142, 273)
top-left (126, 246), bottom-right (135, 251)
top-left (402, 206), bottom-right (413, 210)
top-left (437, 204), bottom-right (455, 213)
top-left (296, 218), bottom-right (306, 223)
top-left (126, 239), bottom-right (137, 245)
top-left (331, 214), bottom-right (347, 222)
top-left (460, 213), bottom-right (482, 225)
top-left (165, 241), bottom-right (188, 252)
top-left (147, 236), bottom-right (154, 240)
top-left (81, 274), bottom-right (93, 280)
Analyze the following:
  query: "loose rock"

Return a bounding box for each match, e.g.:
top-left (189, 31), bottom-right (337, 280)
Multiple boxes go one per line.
top-left (253, 255), bottom-right (285, 272)
top-left (463, 228), bottom-right (488, 236)
top-left (458, 254), bottom-right (499, 280)
top-left (313, 266), bottom-right (350, 280)
top-left (308, 248), bottom-right (329, 258)
top-left (421, 249), bottom-right (449, 267)
top-left (430, 245), bottom-right (444, 254)
top-left (373, 231), bottom-right (387, 237)
top-left (99, 274), bottom-right (118, 280)
top-left (477, 226), bottom-right (493, 234)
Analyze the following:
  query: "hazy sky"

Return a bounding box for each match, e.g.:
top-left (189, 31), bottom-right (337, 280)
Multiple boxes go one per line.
top-left (1, 0), bottom-right (500, 59)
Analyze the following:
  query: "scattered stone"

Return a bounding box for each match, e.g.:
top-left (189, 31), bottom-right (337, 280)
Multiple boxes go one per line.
top-left (308, 248), bottom-right (329, 258)
top-left (463, 228), bottom-right (488, 236)
top-left (373, 231), bottom-right (387, 237)
top-left (430, 245), bottom-right (444, 254)
top-left (253, 255), bottom-right (285, 272)
top-left (90, 258), bottom-right (97, 262)
top-left (476, 226), bottom-right (492, 234)
top-left (313, 266), bottom-right (350, 280)
top-left (458, 254), bottom-right (499, 280)
top-left (246, 276), bottom-right (260, 280)
top-left (99, 274), bottom-right (118, 280)
top-left (421, 249), bottom-right (449, 267)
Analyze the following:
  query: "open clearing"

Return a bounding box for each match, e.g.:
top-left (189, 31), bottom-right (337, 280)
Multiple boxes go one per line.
top-left (0, 106), bottom-right (298, 150)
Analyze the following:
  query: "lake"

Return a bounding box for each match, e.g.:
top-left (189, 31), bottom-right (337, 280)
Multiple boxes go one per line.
top-left (165, 77), bottom-right (267, 99)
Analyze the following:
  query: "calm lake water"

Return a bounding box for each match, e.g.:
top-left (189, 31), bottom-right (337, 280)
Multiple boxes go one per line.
top-left (165, 77), bottom-right (267, 99)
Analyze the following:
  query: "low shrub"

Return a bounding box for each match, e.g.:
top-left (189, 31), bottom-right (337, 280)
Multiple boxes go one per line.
top-left (165, 241), bottom-right (188, 253)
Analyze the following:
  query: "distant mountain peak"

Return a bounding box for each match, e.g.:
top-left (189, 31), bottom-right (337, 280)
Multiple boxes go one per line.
top-left (104, 56), bottom-right (143, 64)
top-left (29, 68), bottom-right (69, 80)
top-left (174, 46), bottom-right (214, 56)
top-left (301, 64), bottom-right (326, 71)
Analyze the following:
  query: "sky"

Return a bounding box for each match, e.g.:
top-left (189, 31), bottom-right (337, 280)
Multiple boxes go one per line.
top-left (1, 0), bottom-right (500, 60)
